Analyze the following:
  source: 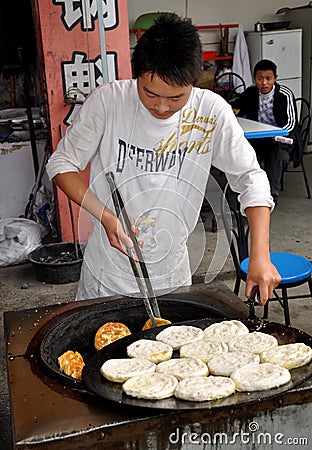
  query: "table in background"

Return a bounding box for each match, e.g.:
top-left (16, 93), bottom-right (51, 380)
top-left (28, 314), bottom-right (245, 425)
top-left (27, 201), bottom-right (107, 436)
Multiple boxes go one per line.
top-left (237, 117), bottom-right (289, 139)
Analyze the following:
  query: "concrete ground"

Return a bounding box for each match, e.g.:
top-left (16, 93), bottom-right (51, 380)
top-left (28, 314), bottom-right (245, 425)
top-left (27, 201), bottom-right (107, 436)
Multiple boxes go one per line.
top-left (0, 151), bottom-right (311, 448)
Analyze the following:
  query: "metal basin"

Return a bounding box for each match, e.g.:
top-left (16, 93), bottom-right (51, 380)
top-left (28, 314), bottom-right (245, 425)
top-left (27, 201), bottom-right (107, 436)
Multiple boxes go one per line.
top-left (28, 242), bottom-right (84, 284)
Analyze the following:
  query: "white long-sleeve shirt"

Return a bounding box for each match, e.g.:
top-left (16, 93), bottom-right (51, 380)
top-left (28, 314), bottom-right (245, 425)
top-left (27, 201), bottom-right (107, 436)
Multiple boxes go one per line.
top-left (46, 79), bottom-right (273, 299)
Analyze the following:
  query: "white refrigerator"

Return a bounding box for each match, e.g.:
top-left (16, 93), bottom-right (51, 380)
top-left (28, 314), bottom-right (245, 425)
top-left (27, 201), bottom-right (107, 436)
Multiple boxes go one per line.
top-left (246, 29), bottom-right (302, 98)
top-left (284, 7), bottom-right (312, 143)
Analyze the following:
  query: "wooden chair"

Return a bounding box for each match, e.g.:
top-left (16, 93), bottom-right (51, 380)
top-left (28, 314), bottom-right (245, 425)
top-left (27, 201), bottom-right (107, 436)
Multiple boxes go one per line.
top-left (281, 97), bottom-right (311, 199)
top-left (221, 183), bottom-right (312, 326)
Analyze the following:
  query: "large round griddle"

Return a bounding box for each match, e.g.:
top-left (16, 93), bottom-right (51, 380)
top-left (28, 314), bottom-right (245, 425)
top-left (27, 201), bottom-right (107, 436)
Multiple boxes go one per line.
top-left (82, 319), bottom-right (312, 410)
top-left (39, 297), bottom-right (232, 388)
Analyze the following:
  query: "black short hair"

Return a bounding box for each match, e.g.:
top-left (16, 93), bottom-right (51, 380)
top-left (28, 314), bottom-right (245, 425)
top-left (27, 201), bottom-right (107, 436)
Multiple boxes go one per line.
top-left (253, 59), bottom-right (277, 77)
top-left (132, 13), bottom-right (203, 86)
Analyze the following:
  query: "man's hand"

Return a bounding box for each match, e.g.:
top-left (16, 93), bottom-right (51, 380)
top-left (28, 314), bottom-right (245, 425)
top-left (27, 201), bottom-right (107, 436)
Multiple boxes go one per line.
top-left (245, 256), bottom-right (281, 306)
top-left (53, 172), bottom-right (135, 256)
top-left (101, 209), bottom-right (134, 255)
top-left (245, 205), bottom-right (281, 306)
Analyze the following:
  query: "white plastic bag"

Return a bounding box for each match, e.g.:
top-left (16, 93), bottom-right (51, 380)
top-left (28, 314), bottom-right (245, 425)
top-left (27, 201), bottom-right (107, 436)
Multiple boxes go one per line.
top-left (0, 218), bottom-right (43, 266)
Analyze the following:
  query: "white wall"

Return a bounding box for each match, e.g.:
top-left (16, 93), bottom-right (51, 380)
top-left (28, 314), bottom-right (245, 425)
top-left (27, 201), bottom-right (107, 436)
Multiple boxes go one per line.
top-left (0, 140), bottom-right (50, 218)
top-left (127, 0), bottom-right (303, 29)
top-left (127, 0), bottom-right (304, 77)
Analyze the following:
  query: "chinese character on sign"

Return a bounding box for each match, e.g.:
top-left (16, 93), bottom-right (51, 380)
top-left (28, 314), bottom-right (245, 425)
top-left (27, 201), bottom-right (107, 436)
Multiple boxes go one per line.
top-left (61, 51), bottom-right (117, 124)
top-left (53, 0), bottom-right (118, 31)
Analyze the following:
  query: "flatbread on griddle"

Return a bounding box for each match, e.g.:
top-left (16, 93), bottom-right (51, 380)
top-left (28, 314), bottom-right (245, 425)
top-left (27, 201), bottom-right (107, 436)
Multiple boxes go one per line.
top-left (203, 320), bottom-right (249, 344)
top-left (156, 357), bottom-right (208, 380)
top-left (228, 331), bottom-right (278, 354)
top-left (142, 317), bottom-right (171, 330)
top-left (208, 351), bottom-right (260, 377)
top-left (174, 376), bottom-right (236, 402)
top-left (63, 360), bottom-right (85, 380)
top-left (100, 357), bottom-right (155, 383)
top-left (58, 350), bottom-right (84, 371)
top-left (122, 372), bottom-right (178, 400)
top-left (127, 339), bottom-right (173, 363)
top-left (156, 325), bottom-right (204, 350)
top-left (58, 350), bottom-right (85, 380)
top-left (260, 343), bottom-right (312, 370)
top-left (94, 322), bottom-right (131, 351)
top-left (180, 339), bottom-right (228, 363)
top-left (231, 363), bottom-right (291, 392)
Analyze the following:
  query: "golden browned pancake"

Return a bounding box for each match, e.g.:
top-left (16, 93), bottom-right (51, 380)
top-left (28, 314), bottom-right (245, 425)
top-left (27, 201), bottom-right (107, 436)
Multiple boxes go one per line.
top-left (58, 350), bottom-right (84, 371)
top-left (94, 322), bottom-right (131, 351)
top-left (142, 317), bottom-right (171, 330)
top-left (58, 350), bottom-right (85, 380)
top-left (63, 360), bottom-right (85, 380)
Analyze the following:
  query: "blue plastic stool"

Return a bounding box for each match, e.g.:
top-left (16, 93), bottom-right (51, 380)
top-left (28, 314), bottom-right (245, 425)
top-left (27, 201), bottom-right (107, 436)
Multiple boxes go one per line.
top-left (240, 252), bottom-right (312, 326)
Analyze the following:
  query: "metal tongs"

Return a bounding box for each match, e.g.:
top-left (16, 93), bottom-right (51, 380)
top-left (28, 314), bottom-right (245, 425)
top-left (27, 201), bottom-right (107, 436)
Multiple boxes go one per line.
top-left (106, 172), bottom-right (161, 327)
top-left (244, 285), bottom-right (264, 331)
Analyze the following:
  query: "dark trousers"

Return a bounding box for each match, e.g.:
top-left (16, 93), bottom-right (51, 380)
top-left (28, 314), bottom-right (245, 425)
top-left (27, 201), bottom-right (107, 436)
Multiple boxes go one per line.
top-left (249, 138), bottom-right (290, 197)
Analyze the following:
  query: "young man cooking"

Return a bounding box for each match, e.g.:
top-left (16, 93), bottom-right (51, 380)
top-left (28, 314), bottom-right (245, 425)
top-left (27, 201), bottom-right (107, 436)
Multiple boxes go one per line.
top-left (46, 13), bottom-right (280, 305)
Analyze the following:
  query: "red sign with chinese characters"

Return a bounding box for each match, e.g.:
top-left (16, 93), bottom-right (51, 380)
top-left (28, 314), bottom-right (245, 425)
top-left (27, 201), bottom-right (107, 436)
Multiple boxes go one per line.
top-left (32, 0), bottom-right (131, 242)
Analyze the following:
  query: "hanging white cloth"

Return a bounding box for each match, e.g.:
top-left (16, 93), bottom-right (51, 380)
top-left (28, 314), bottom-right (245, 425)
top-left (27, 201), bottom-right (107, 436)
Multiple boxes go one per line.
top-left (232, 24), bottom-right (253, 92)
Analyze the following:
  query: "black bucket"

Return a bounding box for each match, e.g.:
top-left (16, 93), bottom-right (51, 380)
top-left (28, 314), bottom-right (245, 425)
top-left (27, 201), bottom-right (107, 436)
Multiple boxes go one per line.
top-left (28, 242), bottom-right (85, 284)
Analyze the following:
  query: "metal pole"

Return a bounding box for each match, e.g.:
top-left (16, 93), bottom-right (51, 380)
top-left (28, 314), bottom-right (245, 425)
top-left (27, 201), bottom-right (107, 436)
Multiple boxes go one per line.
top-left (96, 0), bottom-right (109, 83)
top-left (18, 47), bottom-right (39, 177)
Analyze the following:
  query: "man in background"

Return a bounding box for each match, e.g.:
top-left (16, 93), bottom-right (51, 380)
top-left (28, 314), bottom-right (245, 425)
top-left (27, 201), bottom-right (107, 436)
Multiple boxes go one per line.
top-left (232, 59), bottom-right (302, 203)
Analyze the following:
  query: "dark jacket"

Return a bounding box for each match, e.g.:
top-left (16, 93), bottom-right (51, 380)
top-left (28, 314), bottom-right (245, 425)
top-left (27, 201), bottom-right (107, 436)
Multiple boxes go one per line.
top-left (232, 83), bottom-right (303, 166)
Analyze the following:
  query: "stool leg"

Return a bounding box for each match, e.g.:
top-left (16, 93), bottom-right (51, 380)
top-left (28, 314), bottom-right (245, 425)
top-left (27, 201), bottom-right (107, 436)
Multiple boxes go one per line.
top-left (211, 217), bottom-right (217, 232)
top-left (234, 277), bottom-right (241, 296)
top-left (282, 287), bottom-right (291, 326)
top-left (301, 158), bottom-right (311, 199)
top-left (263, 301), bottom-right (269, 320)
